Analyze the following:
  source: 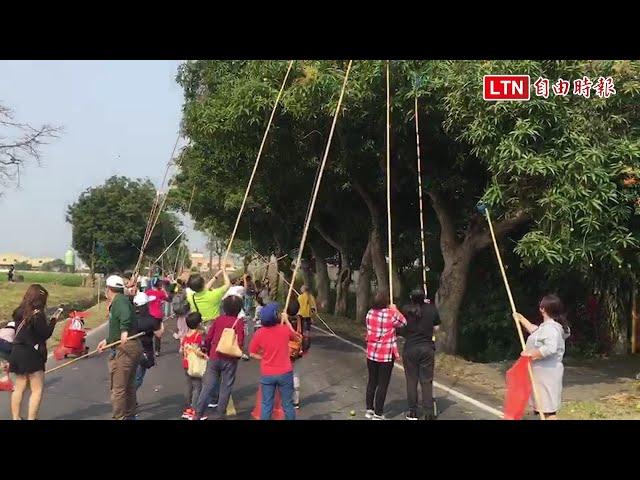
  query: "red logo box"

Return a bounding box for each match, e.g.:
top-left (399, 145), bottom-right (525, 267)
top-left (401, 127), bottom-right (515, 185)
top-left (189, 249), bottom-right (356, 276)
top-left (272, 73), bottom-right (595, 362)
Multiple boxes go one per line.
top-left (483, 75), bottom-right (530, 101)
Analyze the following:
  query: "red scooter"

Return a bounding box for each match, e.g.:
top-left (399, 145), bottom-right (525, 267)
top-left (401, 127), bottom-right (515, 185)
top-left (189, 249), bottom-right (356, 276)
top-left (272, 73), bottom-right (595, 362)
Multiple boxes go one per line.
top-left (53, 311), bottom-right (91, 360)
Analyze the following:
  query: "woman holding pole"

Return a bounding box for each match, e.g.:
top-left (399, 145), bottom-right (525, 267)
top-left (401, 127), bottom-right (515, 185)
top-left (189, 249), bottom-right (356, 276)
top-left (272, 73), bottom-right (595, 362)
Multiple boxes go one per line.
top-left (513, 294), bottom-right (570, 420)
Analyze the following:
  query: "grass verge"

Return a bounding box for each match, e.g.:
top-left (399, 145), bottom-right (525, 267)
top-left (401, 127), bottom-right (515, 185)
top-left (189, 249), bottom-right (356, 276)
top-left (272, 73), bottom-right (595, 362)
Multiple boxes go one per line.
top-left (1, 271), bottom-right (85, 287)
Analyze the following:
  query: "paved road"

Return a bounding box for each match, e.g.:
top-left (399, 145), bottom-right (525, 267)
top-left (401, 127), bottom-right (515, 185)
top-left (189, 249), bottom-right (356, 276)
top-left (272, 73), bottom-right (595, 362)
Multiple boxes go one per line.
top-left (0, 317), bottom-right (500, 420)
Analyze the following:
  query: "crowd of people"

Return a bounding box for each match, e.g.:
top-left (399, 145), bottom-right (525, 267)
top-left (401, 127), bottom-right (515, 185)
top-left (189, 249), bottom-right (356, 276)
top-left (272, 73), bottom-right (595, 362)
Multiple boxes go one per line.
top-left (0, 263), bottom-right (571, 420)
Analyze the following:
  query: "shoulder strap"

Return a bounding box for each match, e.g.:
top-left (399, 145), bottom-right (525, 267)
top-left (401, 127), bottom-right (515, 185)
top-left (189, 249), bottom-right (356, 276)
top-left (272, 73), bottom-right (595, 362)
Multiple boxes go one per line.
top-left (192, 293), bottom-right (201, 313)
top-left (14, 309), bottom-right (38, 339)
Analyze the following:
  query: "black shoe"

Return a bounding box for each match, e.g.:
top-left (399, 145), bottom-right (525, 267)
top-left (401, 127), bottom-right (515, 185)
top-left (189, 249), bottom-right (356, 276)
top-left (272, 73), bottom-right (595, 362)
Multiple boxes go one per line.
top-left (423, 413), bottom-right (436, 420)
top-left (405, 411), bottom-right (419, 420)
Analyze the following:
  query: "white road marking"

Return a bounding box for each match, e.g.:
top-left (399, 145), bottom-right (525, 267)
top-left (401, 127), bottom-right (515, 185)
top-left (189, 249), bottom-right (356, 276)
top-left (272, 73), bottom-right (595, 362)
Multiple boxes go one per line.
top-left (311, 324), bottom-right (504, 419)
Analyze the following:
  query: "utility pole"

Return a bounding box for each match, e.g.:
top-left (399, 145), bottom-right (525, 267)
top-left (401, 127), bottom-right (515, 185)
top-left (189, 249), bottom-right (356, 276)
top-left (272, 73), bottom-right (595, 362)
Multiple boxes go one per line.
top-left (91, 239), bottom-right (96, 288)
top-left (208, 233), bottom-right (214, 274)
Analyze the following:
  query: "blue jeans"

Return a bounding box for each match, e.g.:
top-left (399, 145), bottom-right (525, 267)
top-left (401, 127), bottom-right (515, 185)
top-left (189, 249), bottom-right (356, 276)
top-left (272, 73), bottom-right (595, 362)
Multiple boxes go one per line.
top-left (135, 364), bottom-right (147, 390)
top-left (260, 371), bottom-right (295, 420)
top-left (195, 358), bottom-right (237, 418)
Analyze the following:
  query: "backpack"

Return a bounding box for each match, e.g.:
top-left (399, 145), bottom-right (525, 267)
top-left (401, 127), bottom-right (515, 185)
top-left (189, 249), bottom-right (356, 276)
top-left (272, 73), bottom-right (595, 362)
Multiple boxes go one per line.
top-left (289, 316), bottom-right (303, 360)
top-left (172, 290), bottom-right (190, 316)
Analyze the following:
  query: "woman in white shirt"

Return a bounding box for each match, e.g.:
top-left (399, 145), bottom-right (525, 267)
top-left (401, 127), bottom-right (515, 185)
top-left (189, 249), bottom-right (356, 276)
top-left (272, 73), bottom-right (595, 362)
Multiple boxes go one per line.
top-left (513, 294), bottom-right (570, 420)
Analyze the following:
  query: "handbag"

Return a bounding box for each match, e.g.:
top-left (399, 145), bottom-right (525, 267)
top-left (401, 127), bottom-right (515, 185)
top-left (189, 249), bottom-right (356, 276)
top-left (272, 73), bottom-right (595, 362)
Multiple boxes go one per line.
top-left (216, 319), bottom-right (243, 358)
top-left (186, 345), bottom-right (207, 378)
top-left (289, 316), bottom-right (303, 360)
top-left (140, 349), bottom-right (156, 369)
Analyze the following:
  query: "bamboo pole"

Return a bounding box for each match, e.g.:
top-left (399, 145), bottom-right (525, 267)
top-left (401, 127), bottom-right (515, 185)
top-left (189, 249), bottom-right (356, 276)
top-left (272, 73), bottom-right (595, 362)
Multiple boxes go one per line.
top-left (385, 60), bottom-right (394, 301)
top-left (283, 60), bottom-right (353, 317)
top-left (221, 60), bottom-right (294, 269)
top-left (45, 332), bottom-right (145, 375)
top-left (483, 207), bottom-right (545, 420)
top-left (414, 92), bottom-right (428, 298)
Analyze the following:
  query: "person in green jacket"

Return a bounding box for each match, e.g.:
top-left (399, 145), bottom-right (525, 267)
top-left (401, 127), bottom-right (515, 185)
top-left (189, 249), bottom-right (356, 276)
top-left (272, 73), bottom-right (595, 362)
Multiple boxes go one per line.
top-left (97, 275), bottom-right (143, 420)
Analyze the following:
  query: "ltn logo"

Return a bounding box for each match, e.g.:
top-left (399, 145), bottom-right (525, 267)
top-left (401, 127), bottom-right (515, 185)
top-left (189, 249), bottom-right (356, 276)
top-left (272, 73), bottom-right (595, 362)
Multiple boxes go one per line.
top-left (483, 75), bottom-right (531, 101)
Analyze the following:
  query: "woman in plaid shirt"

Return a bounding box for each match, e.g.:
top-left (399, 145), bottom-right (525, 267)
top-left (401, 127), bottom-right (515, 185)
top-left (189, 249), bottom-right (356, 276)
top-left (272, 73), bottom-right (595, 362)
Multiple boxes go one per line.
top-left (365, 290), bottom-right (407, 420)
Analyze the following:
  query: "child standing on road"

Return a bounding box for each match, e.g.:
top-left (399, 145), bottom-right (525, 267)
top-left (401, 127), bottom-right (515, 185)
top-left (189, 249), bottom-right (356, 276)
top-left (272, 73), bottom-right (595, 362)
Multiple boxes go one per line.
top-left (180, 312), bottom-right (204, 420)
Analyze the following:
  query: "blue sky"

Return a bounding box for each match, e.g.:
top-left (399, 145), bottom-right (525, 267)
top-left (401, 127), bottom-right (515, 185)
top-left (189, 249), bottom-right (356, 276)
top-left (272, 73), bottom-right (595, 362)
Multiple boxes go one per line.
top-left (0, 60), bottom-right (207, 258)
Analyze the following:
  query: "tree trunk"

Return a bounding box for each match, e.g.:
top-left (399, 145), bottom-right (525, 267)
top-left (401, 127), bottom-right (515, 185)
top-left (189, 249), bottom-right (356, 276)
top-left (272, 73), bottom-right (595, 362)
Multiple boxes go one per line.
top-left (300, 257), bottom-right (313, 291)
top-left (356, 235), bottom-right (373, 323)
top-left (392, 267), bottom-right (403, 302)
top-left (599, 278), bottom-right (631, 355)
top-left (314, 224), bottom-right (351, 317)
top-left (335, 266), bottom-right (351, 317)
top-left (435, 245), bottom-right (474, 353)
top-left (352, 181), bottom-right (388, 292)
top-left (310, 243), bottom-right (330, 312)
top-left (369, 226), bottom-right (389, 293)
top-left (428, 190), bottom-right (530, 354)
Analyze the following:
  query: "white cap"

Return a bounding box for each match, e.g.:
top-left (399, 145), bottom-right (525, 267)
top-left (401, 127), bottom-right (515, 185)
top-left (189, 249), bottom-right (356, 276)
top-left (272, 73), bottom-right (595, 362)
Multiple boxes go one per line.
top-left (133, 292), bottom-right (157, 306)
top-left (223, 285), bottom-right (245, 299)
top-left (106, 275), bottom-right (125, 289)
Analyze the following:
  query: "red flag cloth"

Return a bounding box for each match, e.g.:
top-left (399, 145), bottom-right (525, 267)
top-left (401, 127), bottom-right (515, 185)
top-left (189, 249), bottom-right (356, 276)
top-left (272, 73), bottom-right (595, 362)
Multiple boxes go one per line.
top-left (503, 356), bottom-right (532, 420)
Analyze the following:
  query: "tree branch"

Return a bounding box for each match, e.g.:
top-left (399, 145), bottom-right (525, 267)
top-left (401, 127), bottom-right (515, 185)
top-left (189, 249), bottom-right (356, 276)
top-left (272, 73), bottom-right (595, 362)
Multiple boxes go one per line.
top-left (314, 223), bottom-right (344, 253)
top-left (352, 180), bottom-right (380, 225)
top-left (0, 103), bottom-right (62, 191)
top-left (471, 210), bottom-right (530, 251)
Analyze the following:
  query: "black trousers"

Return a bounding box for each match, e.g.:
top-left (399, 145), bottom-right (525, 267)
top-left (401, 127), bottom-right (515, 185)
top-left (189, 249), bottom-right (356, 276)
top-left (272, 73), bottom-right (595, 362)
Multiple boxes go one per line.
top-left (366, 359), bottom-right (394, 415)
top-left (403, 343), bottom-right (434, 414)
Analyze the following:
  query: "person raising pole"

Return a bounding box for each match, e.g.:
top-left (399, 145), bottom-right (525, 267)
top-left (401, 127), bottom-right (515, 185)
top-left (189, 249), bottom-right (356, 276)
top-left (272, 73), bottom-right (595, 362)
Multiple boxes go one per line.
top-left (513, 294), bottom-right (570, 420)
top-left (186, 270), bottom-right (231, 329)
top-left (398, 289), bottom-right (439, 420)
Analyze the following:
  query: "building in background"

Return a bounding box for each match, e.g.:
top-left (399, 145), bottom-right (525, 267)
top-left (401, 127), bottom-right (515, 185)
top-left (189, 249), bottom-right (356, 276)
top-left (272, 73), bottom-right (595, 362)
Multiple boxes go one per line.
top-left (189, 250), bottom-right (236, 273)
top-left (0, 252), bottom-right (55, 269)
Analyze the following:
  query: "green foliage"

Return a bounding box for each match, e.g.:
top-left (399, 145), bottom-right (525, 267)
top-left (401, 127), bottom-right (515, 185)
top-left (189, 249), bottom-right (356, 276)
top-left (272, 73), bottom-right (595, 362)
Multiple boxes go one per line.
top-left (67, 176), bottom-right (183, 273)
top-left (41, 259), bottom-right (66, 272)
top-left (416, 60), bottom-right (640, 272)
top-left (173, 60), bottom-right (640, 355)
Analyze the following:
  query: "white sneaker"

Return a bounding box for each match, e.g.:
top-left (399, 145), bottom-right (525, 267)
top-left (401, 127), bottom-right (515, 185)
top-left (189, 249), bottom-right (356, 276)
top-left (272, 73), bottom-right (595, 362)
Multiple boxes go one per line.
top-left (208, 403), bottom-right (218, 409)
top-left (372, 414), bottom-right (386, 420)
top-left (365, 409), bottom-right (375, 419)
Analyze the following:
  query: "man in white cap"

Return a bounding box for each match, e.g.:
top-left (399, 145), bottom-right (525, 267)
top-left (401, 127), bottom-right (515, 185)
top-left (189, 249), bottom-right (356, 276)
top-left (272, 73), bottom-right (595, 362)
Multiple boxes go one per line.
top-left (132, 291), bottom-right (163, 391)
top-left (97, 275), bottom-right (143, 420)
